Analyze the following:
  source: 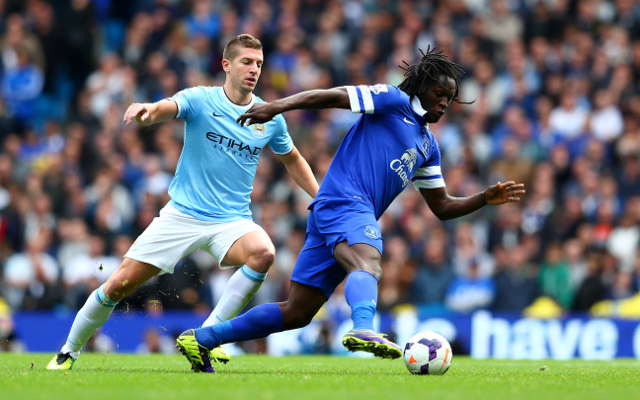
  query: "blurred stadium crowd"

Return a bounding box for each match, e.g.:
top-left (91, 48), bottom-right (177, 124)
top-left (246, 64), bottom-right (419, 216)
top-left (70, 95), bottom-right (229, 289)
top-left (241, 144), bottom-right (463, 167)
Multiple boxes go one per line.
top-left (1, 0), bottom-right (640, 334)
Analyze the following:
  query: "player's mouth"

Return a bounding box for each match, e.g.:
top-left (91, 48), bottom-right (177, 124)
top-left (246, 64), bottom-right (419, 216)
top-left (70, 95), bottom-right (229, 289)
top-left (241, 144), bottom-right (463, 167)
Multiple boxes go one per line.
top-left (245, 77), bottom-right (257, 85)
top-left (435, 110), bottom-right (445, 117)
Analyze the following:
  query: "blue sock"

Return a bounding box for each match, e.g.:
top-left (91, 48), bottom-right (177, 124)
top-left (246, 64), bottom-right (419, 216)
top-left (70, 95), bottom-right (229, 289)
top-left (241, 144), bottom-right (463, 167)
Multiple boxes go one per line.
top-left (194, 303), bottom-right (283, 349)
top-left (344, 270), bottom-right (378, 330)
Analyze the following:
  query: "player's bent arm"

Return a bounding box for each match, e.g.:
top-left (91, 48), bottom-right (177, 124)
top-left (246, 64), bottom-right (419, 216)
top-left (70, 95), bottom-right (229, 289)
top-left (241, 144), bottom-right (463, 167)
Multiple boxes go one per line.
top-left (273, 87), bottom-right (351, 112)
top-left (237, 88), bottom-right (350, 126)
top-left (420, 181), bottom-right (525, 221)
top-left (123, 99), bottom-right (178, 126)
top-left (420, 187), bottom-right (487, 221)
top-left (277, 146), bottom-right (319, 198)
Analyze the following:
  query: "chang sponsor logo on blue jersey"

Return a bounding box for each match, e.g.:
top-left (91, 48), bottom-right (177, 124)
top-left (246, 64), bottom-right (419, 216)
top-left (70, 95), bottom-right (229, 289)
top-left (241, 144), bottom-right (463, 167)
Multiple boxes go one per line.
top-left (389, 148), bottom-right (418, 186)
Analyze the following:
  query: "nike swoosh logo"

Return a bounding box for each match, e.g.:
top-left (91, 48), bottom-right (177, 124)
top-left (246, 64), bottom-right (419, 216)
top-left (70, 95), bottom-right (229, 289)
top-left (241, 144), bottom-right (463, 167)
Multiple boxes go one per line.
top-left (403, 117), bottom-right (415, 125)
top-left (212, 112), bottom-right (224, 117)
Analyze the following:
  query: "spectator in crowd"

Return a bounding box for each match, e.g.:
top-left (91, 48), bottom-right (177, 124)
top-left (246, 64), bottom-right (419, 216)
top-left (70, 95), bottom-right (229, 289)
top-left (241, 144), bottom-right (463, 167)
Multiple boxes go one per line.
top-left (406, 229), bottom-right (455, 309)
top-left (458, 57), bottom-right (508, 119)
top-left (549, 90), bottom-right (589, 149)
top-left (606, 210), bottom-right (640, 273)
top-left (572, 250), bottom-right (608, 312)
top-left (589, 89), bottom-right (624, 145)
top-left (2, 229), bottom-right (59, 309)
top-left (1, 45), bottom-right (44, 126)
top-left (84, 53), bottom-right (126, 119)
top-left (482, 0), bottom-right (523, 49)
top-left (564, 238), bottom-right (590, 294)
top-left (0, 13), bottom-right (45, 74)
top-left (445, 259), bottom-right (495, 314)
top-left (491, 244), bottom-right (540, 312)
top-left (378, 236), bottom-right (413, 311)
top-left (61, 233), bottom-right (119, 309)
top-left (538, 241), bottom-right (573, 309)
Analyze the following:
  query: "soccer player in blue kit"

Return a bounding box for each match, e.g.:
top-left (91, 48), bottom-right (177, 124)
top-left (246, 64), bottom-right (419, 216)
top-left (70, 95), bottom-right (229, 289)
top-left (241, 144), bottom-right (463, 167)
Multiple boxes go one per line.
top-left (46, 34), bottom-right (318, 371)
top-left (176, 48), bottom-right (525, 372)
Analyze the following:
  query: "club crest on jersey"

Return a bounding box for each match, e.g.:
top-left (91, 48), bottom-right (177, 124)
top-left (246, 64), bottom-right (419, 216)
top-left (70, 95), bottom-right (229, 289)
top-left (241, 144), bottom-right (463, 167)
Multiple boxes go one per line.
top-left (390, 148), bottom-right (418, 187)
top-left (364, 226), bottom-right (379, 239)
top-left (422, 137), bottom-right (430, 156)
top-left (252, 123), bottom-right (266, 138)
top-left (368, 84), bottom-right (388, 95)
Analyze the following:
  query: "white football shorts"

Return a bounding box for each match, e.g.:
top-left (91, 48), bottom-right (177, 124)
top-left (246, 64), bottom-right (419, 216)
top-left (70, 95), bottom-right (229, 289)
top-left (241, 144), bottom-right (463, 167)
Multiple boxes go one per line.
top-left (124, 202), bottom-right (265, 274)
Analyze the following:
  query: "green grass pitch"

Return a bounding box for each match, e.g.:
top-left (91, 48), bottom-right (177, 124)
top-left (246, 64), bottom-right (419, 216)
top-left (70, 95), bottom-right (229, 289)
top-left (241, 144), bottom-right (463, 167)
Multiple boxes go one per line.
top-left (1, 353), bottom-right (639, 400)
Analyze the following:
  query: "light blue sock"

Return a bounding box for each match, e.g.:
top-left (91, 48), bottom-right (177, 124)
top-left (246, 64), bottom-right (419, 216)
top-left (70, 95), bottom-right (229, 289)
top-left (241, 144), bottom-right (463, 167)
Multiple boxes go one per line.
top-left (96, 284), bottom-right (119, 307)
top-left (61, 284), bottom-right (119, 354)
top-left (344, 270), bottom-right (378, 331)
top-left (202, 265), bottom-right (268, 327)
top-left (194, 303), bottom-right (283, 349)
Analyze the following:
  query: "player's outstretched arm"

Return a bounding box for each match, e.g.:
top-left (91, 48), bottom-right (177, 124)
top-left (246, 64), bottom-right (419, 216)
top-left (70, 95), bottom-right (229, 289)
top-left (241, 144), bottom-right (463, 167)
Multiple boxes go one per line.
top-left (237, 87), bottom-right (350, 127)
top-left (277, 146), bottom-right (319, 198)
top-left (420, 181), bottom-right (525, 221)
top-left (123, 99), bottom-right (178, 126)
top-left (483, 181), bottom-right (526, 205)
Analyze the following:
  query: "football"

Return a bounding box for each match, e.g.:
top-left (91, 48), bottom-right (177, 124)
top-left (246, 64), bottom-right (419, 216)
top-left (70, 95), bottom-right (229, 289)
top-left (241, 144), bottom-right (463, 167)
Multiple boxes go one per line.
top-left (403, 331), bottom-right (452, 375)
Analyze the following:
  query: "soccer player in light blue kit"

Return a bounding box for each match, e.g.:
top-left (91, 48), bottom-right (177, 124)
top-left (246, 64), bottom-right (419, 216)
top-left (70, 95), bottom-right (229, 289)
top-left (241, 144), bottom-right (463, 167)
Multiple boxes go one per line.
top-left (47, 34), bottom-right (318, 371)
top-left (176, 48), bottom-right (525, 372)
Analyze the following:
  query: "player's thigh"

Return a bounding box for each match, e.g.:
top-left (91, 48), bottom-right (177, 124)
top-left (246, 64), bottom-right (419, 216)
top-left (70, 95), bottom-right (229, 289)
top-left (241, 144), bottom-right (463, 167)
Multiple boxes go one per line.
top-left (311, 199), bottom-right (383, 277)
top-left (126, 204), bottom-right (210, 273)
top-left (290, 238), bottom-right (347, 300)
top-left (220, 228), bottom-right (275, 268)
top-left (333, 242), bottom-right (383, 280)
top-left (103, 258), bottom-right (162, 301)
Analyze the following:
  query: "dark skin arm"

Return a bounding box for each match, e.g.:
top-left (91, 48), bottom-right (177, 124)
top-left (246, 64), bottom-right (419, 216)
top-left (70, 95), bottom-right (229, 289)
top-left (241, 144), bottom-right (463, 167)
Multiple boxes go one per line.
top-left (421, 181), bottom-right (526, 220)
top-left (237, 88), bottom-right (350, 126)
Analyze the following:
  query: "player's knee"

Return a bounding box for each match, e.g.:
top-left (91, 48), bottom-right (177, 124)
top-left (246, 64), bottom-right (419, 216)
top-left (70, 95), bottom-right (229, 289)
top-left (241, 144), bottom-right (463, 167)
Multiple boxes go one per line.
top-left (103, 278), bottom-right (130, 301)
top-left (102, 260), bottom-right (155, 301)
top-left (356, 264), bottom-right (383, 282)
top-left (289, 311), bottom-right (314, 329)
top-left (248, 245), bottom-right (275, 272)
top-left (280, 303), bottom-right (315, 329)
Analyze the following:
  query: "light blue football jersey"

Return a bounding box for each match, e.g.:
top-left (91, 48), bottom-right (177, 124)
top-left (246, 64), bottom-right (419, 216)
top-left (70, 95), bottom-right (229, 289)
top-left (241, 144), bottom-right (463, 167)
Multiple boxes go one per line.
top-left (311, 84), bottom-right (445, 219)
top-left (168, 86), bottom-right (293, 221)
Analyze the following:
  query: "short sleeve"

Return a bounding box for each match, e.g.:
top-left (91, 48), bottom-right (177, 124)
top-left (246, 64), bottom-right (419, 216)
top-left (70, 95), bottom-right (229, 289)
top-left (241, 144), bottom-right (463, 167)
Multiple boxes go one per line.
top-left (411, 139), bottom-right (445, 190)
top-left (267, 114), bottom-right (294, 155)
top-left (171, 87), bottom-right (205, 122)
top-left (345, 84), bottom-right (406, 115)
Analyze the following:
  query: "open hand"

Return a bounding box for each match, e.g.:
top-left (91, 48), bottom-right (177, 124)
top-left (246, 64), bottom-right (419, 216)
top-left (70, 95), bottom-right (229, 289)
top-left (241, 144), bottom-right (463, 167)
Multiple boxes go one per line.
top-left (484, 181), bottom-right (526, 205)
top-left (236, 103), bottom-right (279, 127)
top-left (123, 103), bottom-right (151, 125)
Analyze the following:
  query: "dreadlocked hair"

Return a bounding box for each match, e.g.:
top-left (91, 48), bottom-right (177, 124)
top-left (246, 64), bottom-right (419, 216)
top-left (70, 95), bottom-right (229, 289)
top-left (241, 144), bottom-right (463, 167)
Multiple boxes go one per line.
top-left (397, 46), bottom-right (472, 104)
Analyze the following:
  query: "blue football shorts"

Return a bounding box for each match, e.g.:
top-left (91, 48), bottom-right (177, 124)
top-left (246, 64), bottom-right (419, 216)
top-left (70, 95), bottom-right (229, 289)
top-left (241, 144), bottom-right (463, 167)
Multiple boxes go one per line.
top-left (290, 198), bottom-right (383, 299)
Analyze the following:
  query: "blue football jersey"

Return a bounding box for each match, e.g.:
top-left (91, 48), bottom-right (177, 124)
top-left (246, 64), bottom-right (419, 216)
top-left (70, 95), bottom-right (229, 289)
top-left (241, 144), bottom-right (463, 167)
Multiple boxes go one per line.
top-left (168, 86), bottom-right (293, 221)
top-left (312, 84), bottom-right (445, 219)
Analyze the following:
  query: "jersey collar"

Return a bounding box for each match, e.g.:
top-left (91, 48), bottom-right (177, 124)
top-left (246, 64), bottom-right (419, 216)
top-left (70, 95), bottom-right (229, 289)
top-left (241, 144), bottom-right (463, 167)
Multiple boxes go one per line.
top-left (220, 87), bottom-right (256, 109)
top-left (411, 96), bottom-right (428, 127)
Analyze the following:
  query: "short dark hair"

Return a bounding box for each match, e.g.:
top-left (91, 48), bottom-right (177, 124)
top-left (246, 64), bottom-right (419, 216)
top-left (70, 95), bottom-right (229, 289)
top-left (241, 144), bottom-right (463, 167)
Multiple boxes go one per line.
top-left (397, 46), bottom-right (470, 104)
top-left (222, 34), bottom-right (263, 61)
